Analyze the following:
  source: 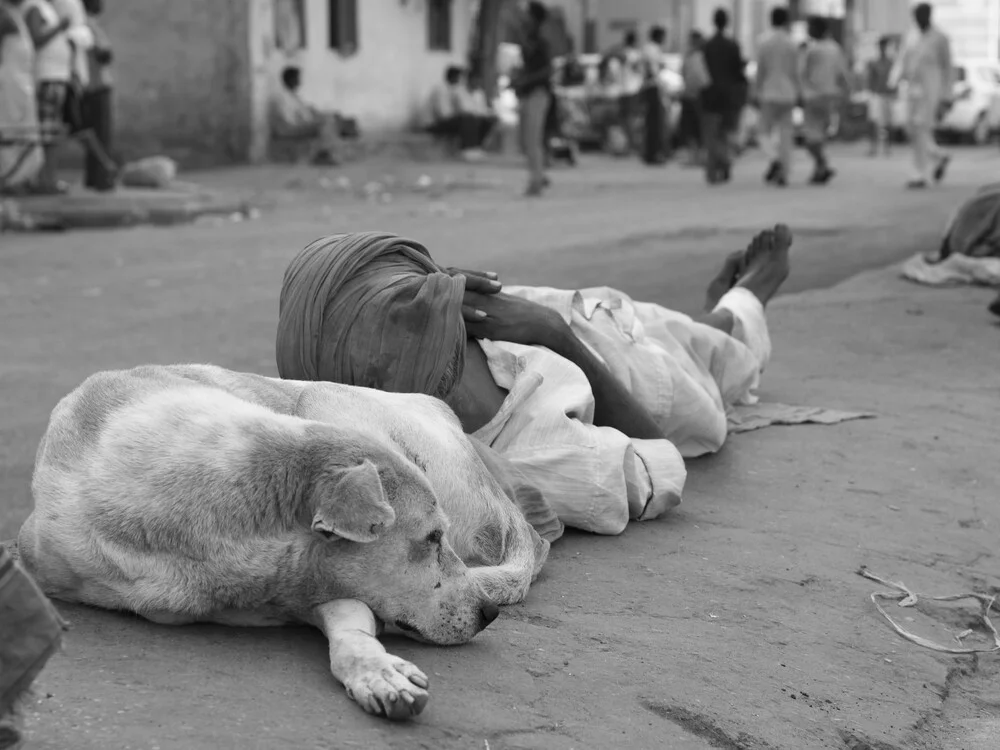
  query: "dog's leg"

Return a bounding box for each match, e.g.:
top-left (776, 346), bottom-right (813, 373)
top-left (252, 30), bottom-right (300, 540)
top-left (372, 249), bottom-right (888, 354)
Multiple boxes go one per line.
top-left (310, 599), bottom-right (429, 721)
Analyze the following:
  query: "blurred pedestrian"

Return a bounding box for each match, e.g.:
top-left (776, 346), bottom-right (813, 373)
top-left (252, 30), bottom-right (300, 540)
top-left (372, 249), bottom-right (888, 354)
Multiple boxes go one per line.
top-left (80, 0), bottom-right (116, 190)
top-left (799, 15), bottom-right (850, 185)
top-left (754, 6), bottom-right (799, 187)
top-left (678, 30), bottom-right (709, 166)
top-left (20, 0), bottom-right (72, 193)
top-left (701, 8), bottom-right (747, 184)
top-left (640, 25), bottom-right (667, 165)
top-left (269, 66), bottom-right (343, 166)
top-left (511, 1), bottom-right (553, 196)
top-left (865, 36), bottom-right (896, 157)
top-left (892, 2), bottom-right (952, 189)
top-left (617, 29), bottom-right (643, 153)
top-left (0, 0), bottom-right (44, 192)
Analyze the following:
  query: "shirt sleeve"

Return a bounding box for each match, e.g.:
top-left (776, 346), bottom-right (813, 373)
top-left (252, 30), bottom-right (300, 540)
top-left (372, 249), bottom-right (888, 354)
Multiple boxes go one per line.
top-left (482, 344), bottom-right (687, 535)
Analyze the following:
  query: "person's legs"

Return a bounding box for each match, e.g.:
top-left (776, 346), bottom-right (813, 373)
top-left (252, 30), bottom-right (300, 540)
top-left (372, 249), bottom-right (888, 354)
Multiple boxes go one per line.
top-left (82, 88), bottom-right (116, 190)
top-left (803, 98), bottom-right (834, 184)
top-left (702, 111), bottom-right (726, 183)
top-left (33, 81), bottom-right (67, 193)
top-left (775, 105), bottom-right (794, 182)
top-left (522, 88), bottom-right (550, 194)
top-left (642, 87), bottom-right (666, 164)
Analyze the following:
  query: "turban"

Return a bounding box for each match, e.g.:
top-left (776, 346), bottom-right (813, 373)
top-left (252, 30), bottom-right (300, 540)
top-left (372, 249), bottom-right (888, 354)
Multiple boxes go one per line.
top-left (276, 231), bottom-right (467, 396)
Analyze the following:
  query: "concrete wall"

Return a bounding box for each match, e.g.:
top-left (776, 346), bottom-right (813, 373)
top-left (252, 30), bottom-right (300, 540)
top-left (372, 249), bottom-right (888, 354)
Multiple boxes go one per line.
top-left (272, 0), bottom-right (478, 131)
top-left (103, 0), bottom-right (254, 166)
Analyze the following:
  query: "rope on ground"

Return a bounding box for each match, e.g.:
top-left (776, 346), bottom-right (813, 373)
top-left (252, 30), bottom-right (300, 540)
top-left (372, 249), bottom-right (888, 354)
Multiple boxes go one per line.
top-left (857, 566), bottom-right (1000, 655)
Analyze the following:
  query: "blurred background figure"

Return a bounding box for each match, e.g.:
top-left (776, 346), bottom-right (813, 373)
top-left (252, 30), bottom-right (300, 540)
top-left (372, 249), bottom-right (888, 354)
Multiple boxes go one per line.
top-left (892, 2), bottom-right (953, 189)
top-left (865, 35), bottom-right (897, 158)
top-left (799, 15), bottom-right (851, 186)
top-left (678, 29), bottom-right (709, 167)
top-left (511, 1), bottom-right (553, 196)
top-left (268, 66), bottom-right (342, 166)
top-left (20, 0), bottom-right (72, 193)
top-left (754, 5), bottom-right (798, 187)
top-left (640, 24), bottom-right (668, 165)
top-left (429, 65), bottom-right (490, 161)
top-left (700, 8), bottom-right (746, 185)
top-left (0, 0), bottom-right (44, 193)
top-left (80, 0), bottom-right (115, 191)
top-left (617, 29), bottom-right (642, 154)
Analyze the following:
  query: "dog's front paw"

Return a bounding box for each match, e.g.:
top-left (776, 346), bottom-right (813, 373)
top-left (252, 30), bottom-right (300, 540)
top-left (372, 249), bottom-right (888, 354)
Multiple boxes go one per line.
top-left (342, 655), bottom-right (429, 720)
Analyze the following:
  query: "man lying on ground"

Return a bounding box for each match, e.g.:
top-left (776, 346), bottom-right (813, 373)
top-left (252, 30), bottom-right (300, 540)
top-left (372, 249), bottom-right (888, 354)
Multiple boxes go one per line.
top-left (275, 226), bottom-right (791, 535)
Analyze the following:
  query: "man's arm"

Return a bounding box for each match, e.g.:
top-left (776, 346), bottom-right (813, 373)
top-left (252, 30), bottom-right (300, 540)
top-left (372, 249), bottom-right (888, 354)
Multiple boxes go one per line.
top-left (538, 322), bottom-right (666, 440)
top-left (462, 290), bottom-right (665, 440)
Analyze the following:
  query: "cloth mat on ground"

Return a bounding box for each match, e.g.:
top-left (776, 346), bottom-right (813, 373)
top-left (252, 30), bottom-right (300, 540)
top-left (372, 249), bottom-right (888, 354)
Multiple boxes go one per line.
top-left (901, 252), bottom-right (1000, 287)
top-left (727, 402), bottom-right (875, 434)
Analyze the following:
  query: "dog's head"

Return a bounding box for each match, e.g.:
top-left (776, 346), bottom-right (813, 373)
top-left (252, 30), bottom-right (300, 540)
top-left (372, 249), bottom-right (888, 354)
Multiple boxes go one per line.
top-left (305, 437), bottom-right (499, 645)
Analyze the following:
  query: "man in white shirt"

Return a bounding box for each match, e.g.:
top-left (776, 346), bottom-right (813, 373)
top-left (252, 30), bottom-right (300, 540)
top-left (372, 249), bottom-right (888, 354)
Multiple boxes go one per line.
top-left (892, 2), bottom-right (953, 188)
top-left (268, 66), bottom-right (341, 165)
top-left (428, 65), bottom-right (495, 160)
top-left (754, 6), bottom-right (799, 186)
top-left (275, 226), bottom-right (791, 536)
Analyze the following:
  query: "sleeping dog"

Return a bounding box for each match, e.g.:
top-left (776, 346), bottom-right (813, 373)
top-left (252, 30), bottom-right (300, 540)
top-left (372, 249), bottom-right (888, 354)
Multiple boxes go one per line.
top-left (17, 364), bottom-right (549, 720)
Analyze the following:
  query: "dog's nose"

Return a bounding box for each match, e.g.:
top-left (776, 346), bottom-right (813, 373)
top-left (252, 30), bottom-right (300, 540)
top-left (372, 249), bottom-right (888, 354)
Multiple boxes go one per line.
top-left (478, 601), bottom-right (500, 630)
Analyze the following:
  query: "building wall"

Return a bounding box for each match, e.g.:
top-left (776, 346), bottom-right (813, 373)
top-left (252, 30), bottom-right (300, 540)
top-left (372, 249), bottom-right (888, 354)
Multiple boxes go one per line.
top-left (103, 0), bottom-right (254, 166)
top-left (273, 0), bottom-right (478, 132)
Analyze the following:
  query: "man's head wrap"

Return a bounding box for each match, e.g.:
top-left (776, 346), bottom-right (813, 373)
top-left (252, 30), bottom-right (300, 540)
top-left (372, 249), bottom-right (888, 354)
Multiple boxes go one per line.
top-left (275, 232), bottom-right (467, 396)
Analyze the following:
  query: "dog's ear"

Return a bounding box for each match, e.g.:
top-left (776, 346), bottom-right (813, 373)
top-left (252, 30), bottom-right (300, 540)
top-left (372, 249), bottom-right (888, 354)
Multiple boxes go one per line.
top-left (311, 459), bottom-right (396, 543)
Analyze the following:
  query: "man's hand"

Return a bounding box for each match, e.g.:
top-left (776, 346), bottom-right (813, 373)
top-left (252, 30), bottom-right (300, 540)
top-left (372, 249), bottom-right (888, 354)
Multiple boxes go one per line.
top-left (462, 291), bottom-right (569, 349)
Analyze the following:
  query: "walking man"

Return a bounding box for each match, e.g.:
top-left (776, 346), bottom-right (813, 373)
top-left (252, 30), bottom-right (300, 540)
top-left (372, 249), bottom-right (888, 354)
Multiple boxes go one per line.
top-left (892, 2), bottom-right (952, 189)
top-left (799, 16), bottom-right (851, 185)
top-left (865, 36), bottom-right (897, 157)
top-left (701, 8), bottom-right (747, 184)
top-left (754, 6), bottom-right (799, 187)
top-left (640, 25), bottom-right (668, 165)
top-left (512, 1), bottom-right (554, 196)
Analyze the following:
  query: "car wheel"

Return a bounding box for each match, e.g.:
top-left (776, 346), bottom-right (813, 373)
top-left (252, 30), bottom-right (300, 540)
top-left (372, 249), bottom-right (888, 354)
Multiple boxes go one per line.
top-left (972, 113), bottom-right (991, 145)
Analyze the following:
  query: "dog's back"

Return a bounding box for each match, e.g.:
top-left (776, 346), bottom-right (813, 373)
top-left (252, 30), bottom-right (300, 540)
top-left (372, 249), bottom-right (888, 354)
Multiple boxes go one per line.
top-left (21, 365), bottom-right (547, 622)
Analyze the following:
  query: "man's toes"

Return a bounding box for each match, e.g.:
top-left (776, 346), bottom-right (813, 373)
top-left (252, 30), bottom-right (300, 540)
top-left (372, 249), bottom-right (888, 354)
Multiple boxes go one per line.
top-left (772, 224), bottom-right (793, 250)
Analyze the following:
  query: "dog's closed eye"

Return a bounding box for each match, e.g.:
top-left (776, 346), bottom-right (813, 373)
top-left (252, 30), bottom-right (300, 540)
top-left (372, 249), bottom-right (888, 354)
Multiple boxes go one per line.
top-left (425, 529), bottom-right (443, 544)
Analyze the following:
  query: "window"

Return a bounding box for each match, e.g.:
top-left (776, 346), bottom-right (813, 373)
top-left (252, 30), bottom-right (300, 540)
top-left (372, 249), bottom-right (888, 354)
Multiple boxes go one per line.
top-left (428, 0), bottom-right (452, 52)
top-left (328, 0), bottom-right (358, 55)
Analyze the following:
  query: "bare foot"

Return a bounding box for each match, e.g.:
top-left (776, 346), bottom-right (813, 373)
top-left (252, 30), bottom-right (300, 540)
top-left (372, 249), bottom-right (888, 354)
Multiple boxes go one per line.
top-left (733, 224), bottom-right (792, 307)
top-left (704, 250), bottom-right (746, 311)
top-left (703, 227), bottom-right (791, 311)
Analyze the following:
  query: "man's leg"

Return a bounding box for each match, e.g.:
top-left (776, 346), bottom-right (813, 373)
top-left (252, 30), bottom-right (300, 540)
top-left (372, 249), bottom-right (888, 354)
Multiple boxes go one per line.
top-left (803, 100), bottom-right (834, 184)
top-left (522, 88), bottom-right (550, 194)
top-left (702, 111), bottom-right (725, 183)
top-left (776, 105), bottom-right (794, 183)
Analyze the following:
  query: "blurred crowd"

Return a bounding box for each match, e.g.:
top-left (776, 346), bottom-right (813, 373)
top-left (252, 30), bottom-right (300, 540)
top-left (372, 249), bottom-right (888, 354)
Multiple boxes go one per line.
top-left (0, 0), bottom-right (116, 195)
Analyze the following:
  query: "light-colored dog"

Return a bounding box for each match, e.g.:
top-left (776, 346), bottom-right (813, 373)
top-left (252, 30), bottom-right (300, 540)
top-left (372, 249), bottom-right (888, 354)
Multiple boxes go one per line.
top-left (17, 364), bottom-right (549, 720)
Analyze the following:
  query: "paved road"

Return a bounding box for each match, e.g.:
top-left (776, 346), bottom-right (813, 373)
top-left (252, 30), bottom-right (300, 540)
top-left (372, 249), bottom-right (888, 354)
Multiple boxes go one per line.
top-left (2, 144), bottom-right (999, 750)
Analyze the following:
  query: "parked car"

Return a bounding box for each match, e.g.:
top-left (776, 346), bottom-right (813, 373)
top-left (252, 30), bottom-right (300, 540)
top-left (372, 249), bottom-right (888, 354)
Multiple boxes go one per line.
top-left (937, 59), bottom-right (1000, 144)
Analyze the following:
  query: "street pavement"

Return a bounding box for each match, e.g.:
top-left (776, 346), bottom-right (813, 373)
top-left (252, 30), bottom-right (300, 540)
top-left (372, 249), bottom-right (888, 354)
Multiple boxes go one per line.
top-left (2, 145), bottom-right (999, 749)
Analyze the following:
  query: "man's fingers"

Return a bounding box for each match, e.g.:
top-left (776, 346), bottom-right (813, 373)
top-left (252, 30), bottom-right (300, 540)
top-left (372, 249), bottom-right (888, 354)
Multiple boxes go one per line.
top-left (462, 304), bottom-right (488, 321)
top-left (450, 268), bottom-right (502, 294)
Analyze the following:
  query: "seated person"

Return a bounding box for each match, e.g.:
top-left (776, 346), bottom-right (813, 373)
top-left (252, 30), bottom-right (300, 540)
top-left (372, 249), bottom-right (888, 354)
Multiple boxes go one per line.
top-left (269, 65), bottom-right (341, 165)
top-left (428, 65), bottom-right (495, 160)
top-left (275, 227), bottom-right (791, 537)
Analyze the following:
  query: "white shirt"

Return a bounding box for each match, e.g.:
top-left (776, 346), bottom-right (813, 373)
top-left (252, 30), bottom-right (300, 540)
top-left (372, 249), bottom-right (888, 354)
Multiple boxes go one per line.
top-left (472, 285), bottom-right (770, 536)
top-left (21, 0), bottom-right (72, 83)
top-left (621, 47), bottom-right (643, 95)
